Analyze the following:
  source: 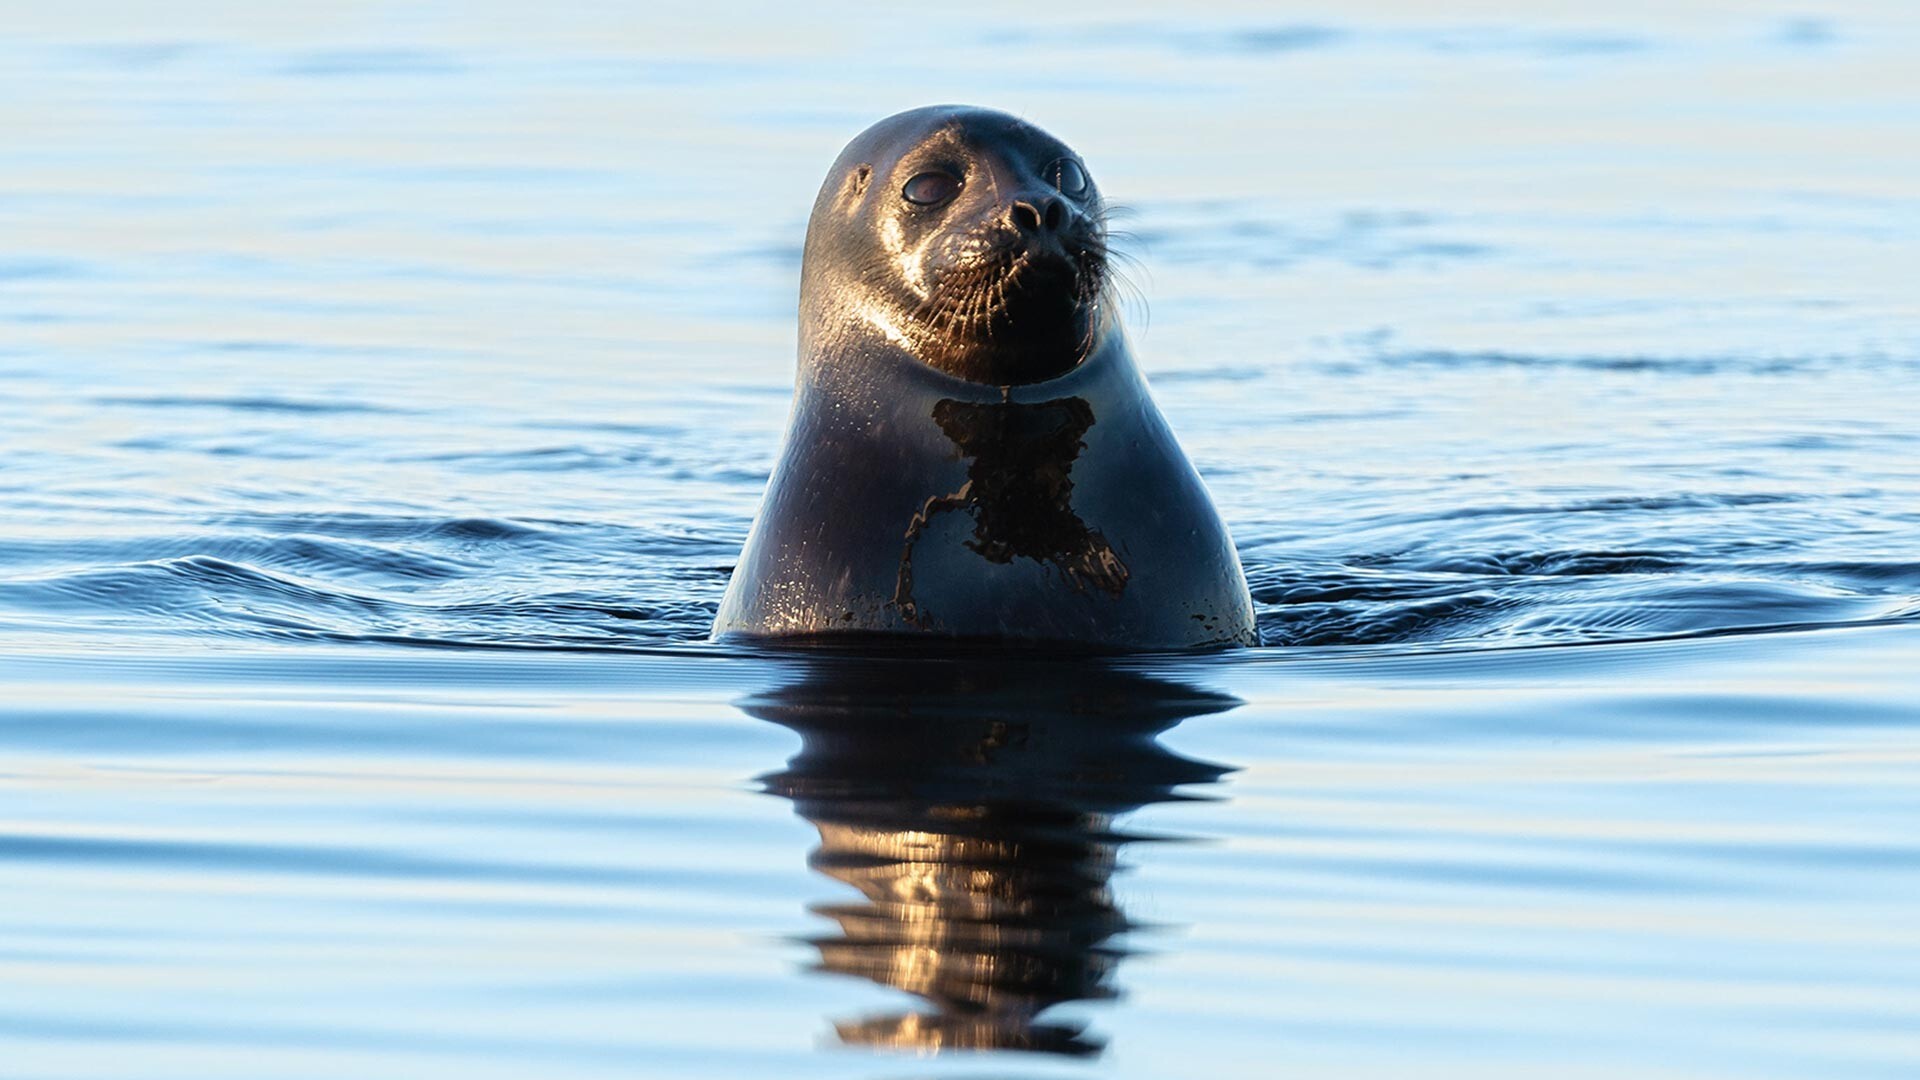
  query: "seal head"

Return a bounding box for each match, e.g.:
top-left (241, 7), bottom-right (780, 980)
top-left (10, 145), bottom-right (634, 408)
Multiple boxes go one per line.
top-left (803, 105), bottom-right (1108, 386)
top-left (715, 106), bottom-right (1258, 649)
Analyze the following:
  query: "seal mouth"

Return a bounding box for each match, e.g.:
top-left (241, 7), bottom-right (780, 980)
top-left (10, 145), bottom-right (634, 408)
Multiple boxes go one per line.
top-left (912, 226), bottom-right (1108, 386)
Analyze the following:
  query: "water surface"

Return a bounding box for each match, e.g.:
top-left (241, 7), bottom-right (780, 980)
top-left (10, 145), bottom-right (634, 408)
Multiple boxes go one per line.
top-left (4, 2), bottom-right (1919, 1077)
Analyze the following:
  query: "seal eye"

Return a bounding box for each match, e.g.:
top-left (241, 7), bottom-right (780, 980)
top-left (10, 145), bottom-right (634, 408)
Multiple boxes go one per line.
top-left (1050, 158), bottom-right (1089, 197)
top-left (901, 172), bottom-right (961, 206)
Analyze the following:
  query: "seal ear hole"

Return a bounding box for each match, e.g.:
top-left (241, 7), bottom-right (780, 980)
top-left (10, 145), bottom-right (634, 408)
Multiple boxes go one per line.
top-left (847, 165), bottom-right (871, 199)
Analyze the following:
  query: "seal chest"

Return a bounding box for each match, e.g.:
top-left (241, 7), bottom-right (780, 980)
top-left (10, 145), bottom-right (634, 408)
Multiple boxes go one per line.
top-left (713, 105), bottom-right (1257, 649)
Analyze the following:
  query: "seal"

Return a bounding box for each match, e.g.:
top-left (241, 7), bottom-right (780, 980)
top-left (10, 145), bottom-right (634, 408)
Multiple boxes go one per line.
top-left (712, 105), bottom-right (1257, 649)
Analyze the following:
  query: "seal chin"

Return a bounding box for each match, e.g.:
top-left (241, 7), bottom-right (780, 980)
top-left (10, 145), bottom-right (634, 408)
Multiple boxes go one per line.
top-left (913, 241), bottom-right (1104, 387)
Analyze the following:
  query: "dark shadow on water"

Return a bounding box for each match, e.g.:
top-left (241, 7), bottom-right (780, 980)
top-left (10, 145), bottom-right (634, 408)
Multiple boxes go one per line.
top-left (742, 657), bottom-right (1238, 1057)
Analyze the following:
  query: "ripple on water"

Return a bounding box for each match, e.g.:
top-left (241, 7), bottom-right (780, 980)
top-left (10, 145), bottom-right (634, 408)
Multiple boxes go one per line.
top-left (1247, 549), bottom-right (1920, 650)
top-left (0, 513), bottom-right (1915, 654)
top-left (0, 507), bottom-right (735, 649)
top-left (92, 394), bottom-right (411, 415)
top-left (207, 512), bottom-right (555, 543)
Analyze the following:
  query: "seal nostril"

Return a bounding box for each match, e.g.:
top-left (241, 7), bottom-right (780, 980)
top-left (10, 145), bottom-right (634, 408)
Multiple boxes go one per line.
top-left (1043, 198), bottom-right (1065, 232)
top-left (1011, 201), bottom-right (1042, 233)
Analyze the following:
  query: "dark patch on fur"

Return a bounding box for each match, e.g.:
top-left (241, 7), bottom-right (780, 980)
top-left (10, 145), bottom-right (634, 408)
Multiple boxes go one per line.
top-left (892, 396), bottom-right (1129, 624)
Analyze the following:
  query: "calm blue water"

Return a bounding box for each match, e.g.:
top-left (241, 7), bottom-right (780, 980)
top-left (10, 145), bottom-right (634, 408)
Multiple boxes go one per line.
top-left (5, 3), bottom-right (1920, 1077)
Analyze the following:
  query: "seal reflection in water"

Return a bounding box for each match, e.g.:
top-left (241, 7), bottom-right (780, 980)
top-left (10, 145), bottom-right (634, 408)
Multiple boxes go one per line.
top-left (744, 657), bottom-right (1236, 1055)
top-left (714, 105), bottom-right (1258, 648)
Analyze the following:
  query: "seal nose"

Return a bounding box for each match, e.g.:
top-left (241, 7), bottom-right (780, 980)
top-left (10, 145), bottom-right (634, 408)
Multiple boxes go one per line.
top-left (1010, 196), bottom-right (1069, 236)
